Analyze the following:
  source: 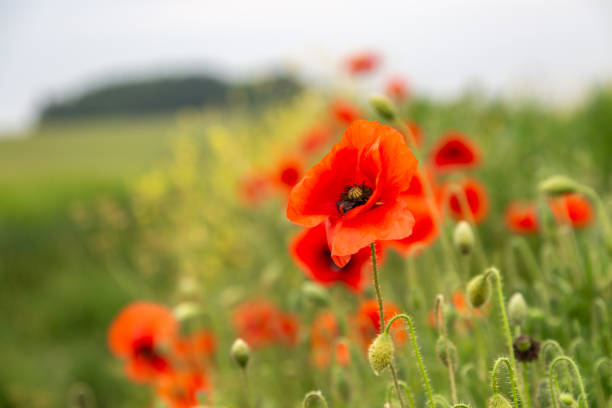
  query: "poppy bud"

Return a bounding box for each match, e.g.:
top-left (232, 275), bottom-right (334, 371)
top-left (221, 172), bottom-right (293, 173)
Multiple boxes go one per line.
top-left (230, 338), bottom-right (250, 369)
top-left (508, 293), bottom-right (528, 327)
top-left (301, 281), bottom-right (330, 307)
top-left (487, 394), bottom-right (512, 408)
top-left (466, 274), bottom-right (491, 308)
top-left (369, 94), bottom-right (396, 121)
top-left (435, 336), bottom-right (458, 370)
top-left (539, 175), bottom-right (579, 196)
top-left (559, 393), bottom-right (576, 407)
top-left (453, 221), bottom-right (474, 255)
top-left (368, 332), bottom-right (394, 375)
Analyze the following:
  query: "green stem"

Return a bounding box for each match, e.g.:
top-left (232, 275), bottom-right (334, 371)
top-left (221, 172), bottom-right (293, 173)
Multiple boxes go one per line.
top-left (386, 381), bottom-right (416, 408)
top-left (371, 243), bottom-right (385, 332)
top-left (302, 390), bottom-right (329, 408)
top-left (389, 362), bottom-right (406, 408)
top-left (491, 357), bottom-right (520, 408)
top-left (549, 356), bottom-right (589, 408)
top-left (522, 363), bottom-right (531, 408)
top-left (436, 295), bottom-right (458, 404)
top-left (242, 368), bottom-right (254, 408)
top-left (385, 314), bottom-right (435, 408)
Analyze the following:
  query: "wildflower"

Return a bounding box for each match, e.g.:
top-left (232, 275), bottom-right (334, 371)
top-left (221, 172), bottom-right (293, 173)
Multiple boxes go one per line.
top-left (549, 193), bottom-right (594, 228)
top-left (273, 156), bottom-right (303, 193)
top-left (300, 124), bottom-right (333, 155)
top-left (354, 299), bottom-right (406, 351)
top-left (156, 370), bottom-right (210, 408)
top-left (232, 299), bottom-right (298, 349)
top-left (430, 131), bottom-right (481, 172)
top-left (310, 311), bottom-right (340, 368)
top-left (513, 334), bottom-right (540, 362)
top-left (385, 76), bottom-right (409, 101)
top-left (290, 223), bottom-right (378, 292)
top-left (443, 178), bottom-right (490, 223)
top-left (331, 100), bottom-right (362, 125)
top-left (108, 302), bottom-right (177, 383)
top-left (505, 202), bottom-right (539, 234)
top-left (238, 172), bottom-right (271, 206)
top-left (345, 51), bottom-right (380, 75)
top-left (287, 120), bottom-right (418, 267)
top-left (386, 199), bottom-right (438, 256)
top-left (173, 330), bottom-right (216, 364)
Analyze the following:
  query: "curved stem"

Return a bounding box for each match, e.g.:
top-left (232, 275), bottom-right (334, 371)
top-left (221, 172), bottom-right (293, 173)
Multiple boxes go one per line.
top-left (522, 363), bottom-right (531, 408)
top-left (386, 381), bottom-right (416, 408)
top-left (549, 356), bottom-right (589, 408)
top-left (389, 362), bottom-right (406, 408)
top-left (302, 390), bottom-right (329, 408)
top-left (491, 357), bottom-right (520, 408)
top-left (436, 295), bottom-right (458, 404)
top-left (385, 314), bottom-right (435, 408)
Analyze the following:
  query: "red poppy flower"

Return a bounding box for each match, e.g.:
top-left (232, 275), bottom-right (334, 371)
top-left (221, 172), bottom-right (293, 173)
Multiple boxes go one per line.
top-left (286, 120), bottom-right (418, 267)
top-left (273, 157), bottom-right (303, 193)
top-left (238, 172), bottom-right (271, 206)
top-left (354, 299), bottom-right (406, 351)
top-left (300, 124), bottom-right (334, 155)
top-left (173, 330), bottom-right (216, 366)
top-left (331, 100), bottom-right (362, 125)
top-left (549, 193), bottom-right (594, 228)
top-left (443, 178), bottom-right (489, 224)
top-left (290, 224), bottom-right (377, 292)
top-left (386, 199), bottom-right (438, 256)
top-left (345, 51), bottom-right (380, 75)
top-left (310, 311), bottom-right (339, 368)
top-left (156, 370), bottom-right (210, 408)
top-left (232, 299), bottom-right (298, 349)
top-left (108, 302), bottom-right (177, 383)
top-left (385, 76), bottom-right (409, 101)
top-left (505, 202), bottom-right (539, 234)
top-left (430, 131), bottom-right (481, 172)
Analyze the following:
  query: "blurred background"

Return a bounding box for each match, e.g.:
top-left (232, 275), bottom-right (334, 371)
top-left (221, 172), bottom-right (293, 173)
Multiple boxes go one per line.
top-left (1, 1), bottom-right (612, 407)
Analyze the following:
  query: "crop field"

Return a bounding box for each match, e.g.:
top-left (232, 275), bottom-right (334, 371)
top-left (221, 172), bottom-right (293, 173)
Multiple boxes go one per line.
top-left (1, 82), bottom-right (612, 408)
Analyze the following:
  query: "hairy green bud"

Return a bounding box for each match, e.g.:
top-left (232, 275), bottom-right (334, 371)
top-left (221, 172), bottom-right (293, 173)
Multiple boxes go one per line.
top-left (453, 221), bottom-right (475, 255)
top-left (368, 332), bottom-right (394, 375)
top-left (230, 338), bottom-right (250, 369)
top-left (508, 292), bottom-right (528, 327)
top-left (559, 393), bottom-right (576, 407)
top-left (369, 94), bottom-right (396, 121)
top-left (487, 393), bottom-right (512, 408)
top-left (435, 336), bottom-right (458, 370)
top-left (467, 274), bottom-right (491, 308)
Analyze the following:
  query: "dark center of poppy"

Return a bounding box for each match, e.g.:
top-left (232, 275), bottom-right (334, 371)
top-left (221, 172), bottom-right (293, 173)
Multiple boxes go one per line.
top-left (280, 167), bottom-right (300, 187)
top-left (133, 336), bottom-right (157, 360)
top-left (337, 184), bottom-right (373, 214)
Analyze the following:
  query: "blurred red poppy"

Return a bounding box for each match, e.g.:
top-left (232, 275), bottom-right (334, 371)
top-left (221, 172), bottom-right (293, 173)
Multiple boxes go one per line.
top-left (287, 120), bottom-right (418, 267)
top-left (238, 172), bottom-right (271, 206)
top-left (430, 132), bottom-right (481, 172)
top-left (354, 299), bottom-right (406, 351)
top-left (290, 224), bottom-right (376, 292)
top-left (404, 121), bottom-right (423, 146)
top-left (505, 202), bottom-right (539, 234)
top-left (156, 370), bottom-right (210, 408)
top-left (273, 157), bottom-right (303, 193)
top-left (108, 302), bottom-right (177, 383)
top-left (173, 330), bottom-right (216, 366)
top-left (331, 100), bottom-right (362, 125)
top-left (549, 193), bottom-right (594, 228)
top-left (232, 299), bottom-right (298, 349)
top-left (345, 51), bottom-right (380, 75)
top-left (300, 124), bottom-right (333, 155)
top-left (443, 178), bottom-right (489, 223)
top-left (385, 76), bottom-right (409, 101)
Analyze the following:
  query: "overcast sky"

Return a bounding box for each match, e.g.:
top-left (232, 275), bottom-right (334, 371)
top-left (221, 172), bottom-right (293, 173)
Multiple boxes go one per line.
top-left (1, 0), bottom-right (612, 131)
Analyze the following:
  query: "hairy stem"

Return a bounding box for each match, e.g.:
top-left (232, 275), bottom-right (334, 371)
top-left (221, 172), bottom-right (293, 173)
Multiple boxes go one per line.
top-left (302, 390), bottom-right (329, 408)
top-left (436, 295), bottom-right (458, 404)
top-left (491, 357), bottom-right (520, 408)
top-left (549, 356), bottom-right (589, 408)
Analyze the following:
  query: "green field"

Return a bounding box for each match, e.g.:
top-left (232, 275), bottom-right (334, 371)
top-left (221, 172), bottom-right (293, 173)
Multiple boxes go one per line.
top-left (1, 90), bottom-right (611, 408)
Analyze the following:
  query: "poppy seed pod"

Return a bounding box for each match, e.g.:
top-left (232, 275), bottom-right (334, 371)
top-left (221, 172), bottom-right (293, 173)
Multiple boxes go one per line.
top-left (513, 334), bottom-right (540, 362)
top-left (368, 332), bottom-right (394, 375)
top-left (508, 293), bottom-right (528, 327)
top-left (487, 393), bottom-right (513, 408)
top-left (369, 94), bottom-right (396, 121)
top-left (453, 221), bottom-right (474, 255)
top-left (466, 274), bottom-right (491, 308)
top-left (435, 336), bottom-right (458, 370)
top-left (538, 175), bottom-right (579, 196)
top-left (230, 338), bottom-right (250, 369)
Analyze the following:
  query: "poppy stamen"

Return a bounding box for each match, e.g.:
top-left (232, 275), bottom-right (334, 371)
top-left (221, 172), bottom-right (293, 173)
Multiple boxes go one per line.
top-left (337, 184), bottom-right (373, 214)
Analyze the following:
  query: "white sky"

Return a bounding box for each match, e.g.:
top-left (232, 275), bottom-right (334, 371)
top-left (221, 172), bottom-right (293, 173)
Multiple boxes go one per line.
top-left (1, 0), bottom-right (612, 131)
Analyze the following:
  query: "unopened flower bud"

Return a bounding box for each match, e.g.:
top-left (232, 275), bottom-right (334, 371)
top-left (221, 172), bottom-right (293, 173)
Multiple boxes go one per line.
top-left (559, 393), bottom-right (576, 407)
top-left (435, 336), bottom-right (458, 370)
top-left (467, 274), bottom-right (491, 308)
top-left (230, 338), bottom-right (250, 369)
top-left (508, 293), bottom-right (528, 327)
top-left (369, 94), bottom-right (396, 121)
top-left (539, 175), bottom-right (579, 196)
top-left (301, 281), bottom-right (330, 307)
top-left (368, 332), bottom-right (394, 375)
top-left (487, 393), bottom-right (512, 408)
top-left (453, 221), bottom-right (474, 255)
